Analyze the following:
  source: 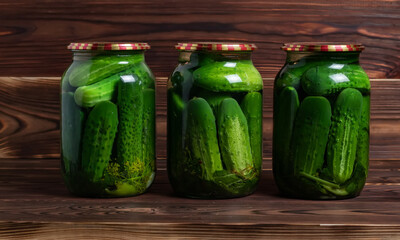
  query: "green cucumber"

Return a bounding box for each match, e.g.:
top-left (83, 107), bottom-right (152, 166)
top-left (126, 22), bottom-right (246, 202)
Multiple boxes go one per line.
top-left (291, 96), bottom-right (332, 176)
top-left (273, 87), bottom-right (299, 177)
top-left (240, 92), bottom-right (263, 171)
top-left (356, 95), bottom-right (370, 175)
top-left (204, 93), bottom-right (230, 113)
top-left (81, 101), bottom-right (118, 182)
top-left (167, 61), bottom-right (195, 181)
top-left (213, 170), bottom-right (244, 188)
top-left (307, 162), bottom-right (367, 197)
top-left (68, 60), bottom-right (99, 87)
top-left (116, 75), bottom-right (144, 167)
top-left (167, 90), bottom-right (185, 184)
top-left (142, 88), bottom-right (156, 168)
top-left (213, 169), bottom-right (257, 196)
top-left (274, 61), bottom-right (315, 94)
top-left (61, 92), bottom-right (85, 175)
top-left (61, 62), bottom-right (81, 92)
top-left (301, 64), bottom-right (370, 96)
top-left (274, 59), bottom-right (332, 95)
top-left (171, 91), bottom-right (185, 112)
top-left (217, 98), bottom-right (254, 177)
top-left (185, 98), bottom-right (223, 181)
top-left (74, 72), bottom-right (121, 107)
top-left (341, 162), bottom-right (367, 196)
top-left (195, 89), bottom-right (231, 115)
top-left (193, 61), bottom-right (263, 92)
top-left (197, 52), bottom-right (216, 67)
top-left (69, 54), bottom-right (144, 87)
top-left (327, 88), bottom-right (363, 184)
top-left (132, 62), bottom-right (155, 89)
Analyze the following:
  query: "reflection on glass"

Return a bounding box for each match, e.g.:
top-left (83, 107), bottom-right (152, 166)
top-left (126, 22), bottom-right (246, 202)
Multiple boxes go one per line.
top-left (329, 63), bottom-right (345, 70)
top-left (225, 74), bottom-right (242, 83)
top-left (329, 73), bottom-right (349, 83)
top-left (224, 62), bottom-right (237, 68)
top-left (121, 75), bottom-right (136, 83)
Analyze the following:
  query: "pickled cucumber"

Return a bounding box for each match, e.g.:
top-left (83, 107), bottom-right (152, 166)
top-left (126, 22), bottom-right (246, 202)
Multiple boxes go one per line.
top-left (69, 54), bottom-right (144, 87)
top-left (116, 75), bottom-right (143, 167)
top-left (132, 62), bottom-right (155, 89)
top-left (81, 101), bottom-right (118, 182)
top-left (74, 72), bottom-right (120, 107)
top-left (185, 98), bottom-right (223, 181)
top-left (61, 92), bottom-right (85, 175)
top-left (326, 88), bottom-right (363, 184)
top-left (240, 92), bottom-right (263, 171)
top-left (142, 88), bottom-right (156, 168)
top-left (193, 61), bottom-right (263, 92)
top-left (301, 64), bottom-right (370, 96)
top-left (196, 89), bottom-right (230, 115)
top-left (217, 98), bottom-right (253, 177)
top-left (357, 95), bottom-right (370, 175)
top-left (167, 60), bottom-right (195, 187)
top-left (291, 96), bottom-right (332, 176)
top-left (273, 87), bottom-right (299, 177)
top-left (274, 61), bottom-right (316, 94)
top-left (302, 162), bottom-right (366, 197)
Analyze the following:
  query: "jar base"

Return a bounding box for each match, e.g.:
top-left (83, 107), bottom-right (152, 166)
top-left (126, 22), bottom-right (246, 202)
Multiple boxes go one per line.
top-left (279, 191), bottom-right (361, 200)
top-left (173, 189), bottom-right (257, 200)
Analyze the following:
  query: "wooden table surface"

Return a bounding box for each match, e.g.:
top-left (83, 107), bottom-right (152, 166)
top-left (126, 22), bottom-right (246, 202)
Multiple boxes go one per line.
top-left (0, 159), bottom-right (399, 239)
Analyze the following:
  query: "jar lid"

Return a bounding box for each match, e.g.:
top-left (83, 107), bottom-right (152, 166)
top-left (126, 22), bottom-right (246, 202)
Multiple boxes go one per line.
top-left (175, 42), bottom-right (257, 51)
top-left (67, 42), bottom-right (151, 51)
top-left (281, 43), bottom-right (364, 52)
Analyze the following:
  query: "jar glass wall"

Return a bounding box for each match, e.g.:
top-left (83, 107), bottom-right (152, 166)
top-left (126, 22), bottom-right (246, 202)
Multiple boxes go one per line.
top-left (273, 43), bottom-right (370, 200)
top-left (168, 43), bottom-right (263, 199)
top-left (61, 42), bottom-right (156, 197)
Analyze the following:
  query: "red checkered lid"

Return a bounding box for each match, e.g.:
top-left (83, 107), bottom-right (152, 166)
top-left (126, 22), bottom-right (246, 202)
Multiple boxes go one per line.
top-left (175, 42), bottom-right (257, 51)
top-left (282, 43), bottom-right (364, 52)
top-left (68, 42), bottom-right (150, 51)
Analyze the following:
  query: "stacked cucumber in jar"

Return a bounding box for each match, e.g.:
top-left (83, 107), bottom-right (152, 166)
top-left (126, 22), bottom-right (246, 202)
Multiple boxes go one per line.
top-left (273, 43), bottom-right (370, 199)
top-left (61, 43), bottom-right (155, 197)
top-left (168, 43), bottom-right (263, 198)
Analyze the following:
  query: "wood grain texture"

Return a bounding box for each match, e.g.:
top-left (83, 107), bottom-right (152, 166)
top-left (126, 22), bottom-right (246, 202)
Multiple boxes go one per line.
top-left (1, 77), bottom-right (399, 161)
top-left (0, 0), bottom-right (399, 78)
top-left (0, 159), bottom-right (399, 239)
top-left (1, 223), bottom-right (400, 240)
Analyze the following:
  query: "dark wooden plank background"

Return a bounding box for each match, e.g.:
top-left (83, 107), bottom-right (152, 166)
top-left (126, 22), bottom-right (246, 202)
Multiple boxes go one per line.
top-left (0, 0), bottom-right (399, 78)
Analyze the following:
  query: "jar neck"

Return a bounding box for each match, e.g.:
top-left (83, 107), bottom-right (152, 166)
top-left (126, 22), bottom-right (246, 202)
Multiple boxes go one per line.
top-left (189, 51), bottom-right (251, 66)
top-left (286, 51), bottom-right (361, 64)
top-left (198, 51), bottom-right (251, 60)
top-left (72, 50), bottom-right (145, 61)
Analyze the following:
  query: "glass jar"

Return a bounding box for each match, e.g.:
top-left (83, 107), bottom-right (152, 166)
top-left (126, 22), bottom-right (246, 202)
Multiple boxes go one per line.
top-left (273, 43), bottom-right (370, 200)
top-left (168, 43), bottom-right (263, 198)
top-left (61, 42), bottom-right (156, 197)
